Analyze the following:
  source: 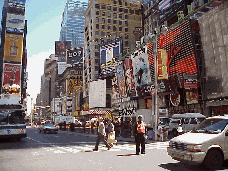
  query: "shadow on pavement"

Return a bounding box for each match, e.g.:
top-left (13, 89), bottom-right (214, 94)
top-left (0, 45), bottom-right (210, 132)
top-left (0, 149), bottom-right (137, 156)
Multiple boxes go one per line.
top-left (117, 153), bottom-right (138, 156)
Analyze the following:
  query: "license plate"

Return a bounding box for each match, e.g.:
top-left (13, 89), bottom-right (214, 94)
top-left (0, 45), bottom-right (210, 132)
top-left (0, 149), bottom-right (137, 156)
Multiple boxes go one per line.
top-left (184, 155), bottom-right (191, 161)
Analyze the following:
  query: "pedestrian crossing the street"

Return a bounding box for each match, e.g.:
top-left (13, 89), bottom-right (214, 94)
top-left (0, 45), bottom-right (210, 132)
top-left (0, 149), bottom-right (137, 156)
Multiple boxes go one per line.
top-left (37, 142), bottom-right (169, 155)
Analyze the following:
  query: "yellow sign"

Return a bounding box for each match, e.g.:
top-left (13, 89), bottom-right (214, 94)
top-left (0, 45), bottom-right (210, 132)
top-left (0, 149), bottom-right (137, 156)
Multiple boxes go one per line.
top-left (157, 49), bottom-right (168, 80)
top-left (4, 33), bottom-right (24, 63)
top-left (106, 114), bottom-right (111, 118)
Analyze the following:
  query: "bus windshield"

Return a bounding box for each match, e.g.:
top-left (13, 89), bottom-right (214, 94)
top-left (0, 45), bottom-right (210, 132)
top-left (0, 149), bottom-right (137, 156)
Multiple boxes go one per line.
top-left (0, 110), bottom-right (25, 124)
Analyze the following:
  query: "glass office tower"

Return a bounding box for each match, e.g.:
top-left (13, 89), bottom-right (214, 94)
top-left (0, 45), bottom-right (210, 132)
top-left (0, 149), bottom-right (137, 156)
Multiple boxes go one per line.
top-left (60, 0), bottom-right (88, 49)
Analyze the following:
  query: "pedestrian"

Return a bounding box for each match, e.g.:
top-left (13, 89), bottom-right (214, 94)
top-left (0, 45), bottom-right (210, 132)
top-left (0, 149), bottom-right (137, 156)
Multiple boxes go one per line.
top-left (163, 127), bottom-right (168, 141)
top-left (93, 118), bottom-right (111, 151)
top-left (158, 122), bottom-right (163, 142)
top-left (63, 121), bottom-right (66, 131)
top-left (106, 119), bottom-right (115, 147)
top-left (134, 115), bottom-right (146, 155)
top-left (91, 121), bottom-right (94, 134)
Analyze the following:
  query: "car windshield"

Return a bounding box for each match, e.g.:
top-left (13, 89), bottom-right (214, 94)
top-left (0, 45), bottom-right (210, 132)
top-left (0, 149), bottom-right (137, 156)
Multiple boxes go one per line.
top-left (44, 123), bottom-right (54, 127)
top-left (170, 119), bottom-right (180, 124)
top-left (192, 118), bottom-right (228, 134)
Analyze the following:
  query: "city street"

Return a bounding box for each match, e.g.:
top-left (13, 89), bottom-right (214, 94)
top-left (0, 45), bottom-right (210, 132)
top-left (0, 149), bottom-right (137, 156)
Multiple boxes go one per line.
top-left (0, 128), bottom-right (227, 171)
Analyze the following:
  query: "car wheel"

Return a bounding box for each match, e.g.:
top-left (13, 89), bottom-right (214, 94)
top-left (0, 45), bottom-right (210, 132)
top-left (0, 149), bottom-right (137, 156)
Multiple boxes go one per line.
top-left (204, 149), bottom-right (223, 170)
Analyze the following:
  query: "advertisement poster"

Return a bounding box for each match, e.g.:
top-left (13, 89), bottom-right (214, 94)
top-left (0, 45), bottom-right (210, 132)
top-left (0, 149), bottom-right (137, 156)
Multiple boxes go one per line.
top-left (66, 48), bottom-right (83, 65)
top-left (2, 63), bottom-right (21, 95)
top-left (4, 33), bottom-right (23, 63)
top-left (116, 61), bottom-right (127, 98)
top-left (89, 80), bottom-right (106, 108)
top-left (157, 49), bottom-right (168, 80)
top-left (6, 13), bottom-right (25, 34)
top-left (99, 39), bottom-right (122, 77)
top-left (67, 79), bottom-right (83, 95)
top-left (55, 41), bottom-right (71, 56)
top-left (131, 46), bottom-right (151, 88)
top-left (186, 89), bottom-right (198, 104)
top-left (124, 58), bottom-right (136, 96)
top-left (8, 0), bottom-right (26, 15)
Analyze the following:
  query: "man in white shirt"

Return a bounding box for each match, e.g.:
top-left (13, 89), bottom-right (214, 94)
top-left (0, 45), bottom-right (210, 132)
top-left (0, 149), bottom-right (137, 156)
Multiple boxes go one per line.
top-left (93, 118), bottom-right (111, 151)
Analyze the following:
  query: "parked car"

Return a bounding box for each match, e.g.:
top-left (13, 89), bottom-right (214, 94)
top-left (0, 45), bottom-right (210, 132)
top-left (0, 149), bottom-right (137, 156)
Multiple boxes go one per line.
top-left (38, 123), bottom-right (58, 134)
top-left (167, 115), bottom-right (228, 170)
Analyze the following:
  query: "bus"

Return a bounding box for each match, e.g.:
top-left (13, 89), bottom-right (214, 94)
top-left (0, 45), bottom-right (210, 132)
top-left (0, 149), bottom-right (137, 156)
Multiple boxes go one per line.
top-left (0, 98), bottom-right (27, 140)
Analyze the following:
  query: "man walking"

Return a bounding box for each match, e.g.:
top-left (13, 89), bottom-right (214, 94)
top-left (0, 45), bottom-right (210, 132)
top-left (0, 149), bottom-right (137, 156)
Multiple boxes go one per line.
top-left (134, 115), bottom-right (146, 155)
top-left (93, 118), bottom-right (111, 151)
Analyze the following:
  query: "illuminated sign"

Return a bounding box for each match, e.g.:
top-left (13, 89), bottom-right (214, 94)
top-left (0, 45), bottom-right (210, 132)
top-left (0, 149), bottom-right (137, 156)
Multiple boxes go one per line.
top-left (4, 33), bottom-right (23, 63)
top-left (6, 13), bottom-right (25, 34)
top-left (99, 39), bottom-right (122, 77)
top-left (66, 48), bottom-right (83, 65)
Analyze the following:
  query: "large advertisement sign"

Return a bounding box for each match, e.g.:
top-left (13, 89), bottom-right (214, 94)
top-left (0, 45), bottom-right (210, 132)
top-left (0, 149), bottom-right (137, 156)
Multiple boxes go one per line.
top-left (89, 79), bottom-right (106, 109)
top-left (6, 13), bottom-right (25, 34)
top-left (99, 39), bottom-right (122, 77)
top-left (66, 48), bottom-right (83, 65)
top-left (55, 41), bottom-right (71, 55)
top-left (4, 33), bottom-right (23, 63)
top-left (7, 0), bottom-right (26, 15)
top-left (116, 61), bottom-right (127, 98)
top-left (2, 63), bottom-right (21, 95)
top-left (66, 79), bottom-right (83, 95)
top-left (124, 58), bottom-right (136, 96)
top-left (131, 46), bottom-right (151, 88)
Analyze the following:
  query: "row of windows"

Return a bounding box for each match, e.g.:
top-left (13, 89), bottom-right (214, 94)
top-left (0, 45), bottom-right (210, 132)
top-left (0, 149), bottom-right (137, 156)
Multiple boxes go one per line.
top-left (96, 25), bottom-right (129, 32)
top-left (96, 11), bottom-right (131, 19)
top-left (95, 3), bottom-right (140, 15)
top-left (96, 18), bottom-right (128, 25)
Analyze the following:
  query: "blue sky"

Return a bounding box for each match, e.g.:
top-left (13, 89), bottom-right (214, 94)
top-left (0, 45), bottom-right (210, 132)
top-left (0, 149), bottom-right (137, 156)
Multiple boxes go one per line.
top-left (1, 0), bottom-right (87, 102)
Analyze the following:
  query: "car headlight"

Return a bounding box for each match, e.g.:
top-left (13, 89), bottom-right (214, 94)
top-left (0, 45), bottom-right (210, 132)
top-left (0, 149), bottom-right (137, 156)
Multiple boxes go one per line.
top-left (187, 144), bottom-right (202, 152)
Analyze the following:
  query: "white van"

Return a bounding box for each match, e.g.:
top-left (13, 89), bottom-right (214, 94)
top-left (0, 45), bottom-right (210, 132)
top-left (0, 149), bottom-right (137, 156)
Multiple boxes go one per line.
top-left (167, 116), bottom-right (228, 170)
top-left (169, 113), bottom-right (206, 137)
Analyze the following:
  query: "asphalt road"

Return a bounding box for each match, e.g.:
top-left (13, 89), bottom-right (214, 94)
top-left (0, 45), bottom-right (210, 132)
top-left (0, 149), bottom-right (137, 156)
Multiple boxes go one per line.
top-left (1, 128), bottom-right (228, 171)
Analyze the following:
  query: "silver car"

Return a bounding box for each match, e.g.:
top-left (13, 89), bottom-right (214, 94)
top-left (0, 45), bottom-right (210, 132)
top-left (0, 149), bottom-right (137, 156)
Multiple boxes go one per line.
top-left (38, 123), bottom-right (58, 134)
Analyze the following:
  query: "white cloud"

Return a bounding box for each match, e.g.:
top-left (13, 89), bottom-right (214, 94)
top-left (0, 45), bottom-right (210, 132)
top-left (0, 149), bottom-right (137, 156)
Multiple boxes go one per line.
top-left (27, 49), bottom-right (54, 100)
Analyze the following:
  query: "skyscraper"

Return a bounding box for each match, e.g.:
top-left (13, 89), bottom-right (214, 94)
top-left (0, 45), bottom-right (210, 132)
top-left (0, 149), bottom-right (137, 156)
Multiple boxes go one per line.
top-left (59, 0), bottom-right (88, 49)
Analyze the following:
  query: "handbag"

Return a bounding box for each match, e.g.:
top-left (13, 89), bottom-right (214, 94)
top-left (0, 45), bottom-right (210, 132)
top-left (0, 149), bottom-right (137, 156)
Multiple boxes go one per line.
top-left (107, 131), bottom-right (117, 143)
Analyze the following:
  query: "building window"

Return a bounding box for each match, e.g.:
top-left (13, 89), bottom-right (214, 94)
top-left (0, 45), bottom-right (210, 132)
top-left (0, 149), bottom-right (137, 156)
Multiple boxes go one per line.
top-left (135, 10), bottom-right (140, 15)
top-left (125, 41), bottom-right (128, 46)
top-left (119, 1), bottom-right (122, 5)
top-left (113, 20), bottom-right (117, 24)
top-left (95, 66), bottom-right (99, 71)
top-left (119, 7), bottom-right (123, 12)
top-left (96, 11), bottom-right (99, 15)
top-left (119, 14), bottom-right (122, 18)
top-left (113, 7), bottom-right (117, 11)
top-left (125, 20), bottom-right (128, 25)
top-left (101, 32), bottom-right (105, 36)
top-left (102, 11), bottom-right (105, 16)
top-left (125, 15), bottom-right (128, 19)
top-left (95, 31), bottom-right (99, 35)
top-left (108, 13), bottom-right (111, 17)
top-left (95, 38), bottom-right (98, 42)
top-left (95, 45), bottom-right (98, 50)
top-left (119, 27), bottom-right (122, 31)
top-left (113, 13), bottom-right (117, 18)
top-left (130, 9), bottom-right (134, 14)
top-left (95, 4), bottom-right (100, 9)
top-left (96, 17), bottom-right (99, 22)
top-left (125, 28), bottom-right (128, 32)
top-left (114, 0), bottom-right (117, 4)
top-left (108, 19), bottom-right (111, 23)
top-left (124, 8), bottom-right (128, 13)
top-left (107, 6), bottom-right (111, 10)
top-left (125, 34), bottom-right (128, 39)
top-left (119, 20), bottom-right (122, 25)
top-left (101, 5), bottom-right (106, 9)
top-left (102, 18), bottom-right (105, 23)
top-left (96, 24), bottom-right (99, 29)
top-left (95, 52), bottom-right (99, 57)
top-left (113, 26), bottom-right (116, 31)
top-left (102, 25), bottom-right (105, 29)
top-left (108, 26), bottom-right (111, 30)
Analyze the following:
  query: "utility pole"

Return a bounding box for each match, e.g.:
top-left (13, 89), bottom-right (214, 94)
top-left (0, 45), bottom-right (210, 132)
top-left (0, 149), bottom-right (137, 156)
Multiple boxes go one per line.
top-left (30, 98), bottom-right (33, 126)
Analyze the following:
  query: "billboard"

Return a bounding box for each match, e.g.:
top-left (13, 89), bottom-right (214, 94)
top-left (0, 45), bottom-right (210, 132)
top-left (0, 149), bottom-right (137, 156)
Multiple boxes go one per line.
top-left (66, 79), bottom-right (83, 95)
top-left (99, 39), bottom-right (122, 77)
top-left (115, 61), bottom-right (127, 98)
top-left (124, 58), bottom-right (136, 97)
top-left (55, 41), bottom-right (71, 56)
top-left (131, 46), bottom-right (151, 88)
top-left (58, 62), bottom-right (67, 75)
top-left (4, 33), bottom-right (23, 63)
top-left (66, 48), bottom-right (83, 65)
top-left (2, 63), bottom-right (21, 95)
top-left (7, 0), bottom-right (26, 15)
top-left (6, 13), bottom-right (25, 34)
top-left (89, 79), bottom-right (106, 109)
